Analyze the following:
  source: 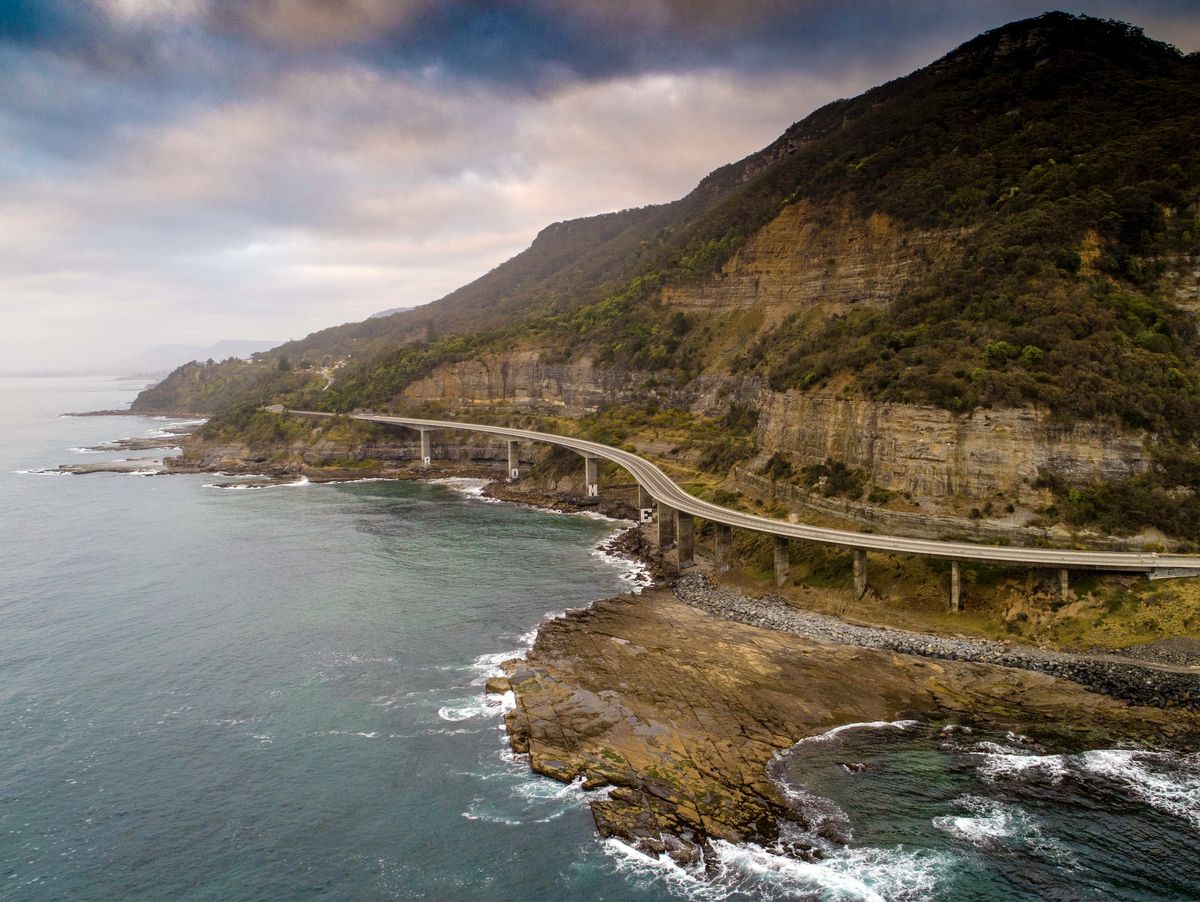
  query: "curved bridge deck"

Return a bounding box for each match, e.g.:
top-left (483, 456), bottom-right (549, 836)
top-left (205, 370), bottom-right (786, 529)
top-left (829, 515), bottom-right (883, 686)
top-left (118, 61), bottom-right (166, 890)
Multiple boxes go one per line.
top-left (287, 410), bottom-right (1200, 593)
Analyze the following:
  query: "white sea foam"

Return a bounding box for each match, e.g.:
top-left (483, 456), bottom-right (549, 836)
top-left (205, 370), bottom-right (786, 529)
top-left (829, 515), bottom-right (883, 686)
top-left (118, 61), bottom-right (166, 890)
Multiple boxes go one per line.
top-left (794, 719), bottom-right (922, 746)
top-left (467, 610), bottom-right (567, 686)
top-left (602, 839), bottom-right (721, 900)
top-left (975, 749), bottom-right (1069, 783)
top-left (593, 529), bottom-right (651, 593)
top-left (460, 810), bottom-right (522, 825)
top-left (437, 695), bottom-right (508, 722)
top-left (144, 420), bottom-right (205, 438)
top-left (520, 773), bottom-right (585, 799)
top-left (604, 835), bottom-right (948, 902)
top-left (14, 468), bottom-right (73, 476)
top-left (933, 795), bottom-right (1076, 865)
top-left (67, 447), bottom-right (104, 454)
top-left (429, 477), bottom-right (501, 502)
top-left (203, 475), bottom-right (310, 490)
top-left (933, 795), bottom-right (1023, 845)
top-left (579, 509), bottom-right (626, 522)
top-left (973, 745), bottom-right (1200, 828)
top-left (1079, 749), bottom-right (1200, 829)
top-left (469, 649), bottom-right (527, 686)
top-left (713, 839), bottom-right (946, 902)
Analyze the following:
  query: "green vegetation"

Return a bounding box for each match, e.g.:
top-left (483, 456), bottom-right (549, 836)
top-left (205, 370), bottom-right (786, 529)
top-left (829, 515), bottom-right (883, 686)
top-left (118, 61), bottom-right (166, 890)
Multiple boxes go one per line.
top-left (198, 405), bottom-right (308, 446)
top-left (1034, 452), bottom-right (1200, 544)
top-left (731, 13), bottom-right (1200, 438)
top-left (759, 453), bottom-right (869, 500)
top-left (141, 14), bottom-right (1200, 540)
top-left (131, 359), bottom-right (317, 415)
top-left (299, 334), bottom-right (493, 412)
top-left (198, 407), bottom-right (383, 452)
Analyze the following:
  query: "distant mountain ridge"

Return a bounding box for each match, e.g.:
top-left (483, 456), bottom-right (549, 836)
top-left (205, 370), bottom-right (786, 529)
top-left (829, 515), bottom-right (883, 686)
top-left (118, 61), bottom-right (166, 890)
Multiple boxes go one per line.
top-left (369, 305), bottom-right (421, 319)
top-left (112, 340), bottom-right (281, 375)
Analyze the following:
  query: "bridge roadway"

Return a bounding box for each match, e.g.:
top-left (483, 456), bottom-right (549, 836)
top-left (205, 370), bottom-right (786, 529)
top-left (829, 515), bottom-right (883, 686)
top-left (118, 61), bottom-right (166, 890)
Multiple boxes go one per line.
top-left (288, 410), bottom-right (1200, 579)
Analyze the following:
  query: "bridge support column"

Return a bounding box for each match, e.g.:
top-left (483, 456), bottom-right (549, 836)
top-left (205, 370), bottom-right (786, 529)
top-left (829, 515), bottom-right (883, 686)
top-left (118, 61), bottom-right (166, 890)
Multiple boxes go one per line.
top-left (1058, 569), bottom-right (1070, 602)
top-left (950, 561), bottom-right (961, 612)
top-left (675, 512), bottom-right (694, 568)
top-left (773, 536), bottom-right (790, 588)
top-left (637, 485), bottom-right (654, 523)
top-left (713, 523), bottom-right (732, 572)
top-left (853, 549), bottom-right (868, 599)
top-left (507, 440), bottom-right (520, 480)
top-left (419, 429), bottom-right (432, 466)
top-left (584, 456), bottom-right (599, 498)
top-left (657, 504), bottom-right (675, 551)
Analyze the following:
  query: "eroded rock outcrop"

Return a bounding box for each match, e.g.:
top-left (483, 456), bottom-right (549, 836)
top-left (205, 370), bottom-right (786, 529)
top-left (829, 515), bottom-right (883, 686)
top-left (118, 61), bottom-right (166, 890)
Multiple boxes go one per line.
top-left (660, 200), bottom-right (964, 319)
top-left (501, 590), bottom-right (1195, 862)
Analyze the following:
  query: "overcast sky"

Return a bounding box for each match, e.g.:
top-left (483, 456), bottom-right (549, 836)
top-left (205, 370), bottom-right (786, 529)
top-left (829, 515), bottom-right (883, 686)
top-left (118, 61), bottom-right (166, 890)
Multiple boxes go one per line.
top-left (2, 1), bottom-right (1198, 371)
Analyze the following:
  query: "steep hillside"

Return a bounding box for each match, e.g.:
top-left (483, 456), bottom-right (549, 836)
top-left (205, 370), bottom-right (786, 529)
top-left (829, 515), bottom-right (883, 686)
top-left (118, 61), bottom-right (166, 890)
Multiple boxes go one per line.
top-left (141, 13), bottom-right (1200, 542)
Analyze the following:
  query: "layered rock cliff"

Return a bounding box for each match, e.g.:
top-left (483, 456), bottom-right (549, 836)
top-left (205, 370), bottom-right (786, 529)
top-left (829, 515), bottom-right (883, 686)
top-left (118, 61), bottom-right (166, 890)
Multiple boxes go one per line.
top-left (137, 13), bottom-right (1200, 542)
top-left (660, 200), bottom-right (965, 320)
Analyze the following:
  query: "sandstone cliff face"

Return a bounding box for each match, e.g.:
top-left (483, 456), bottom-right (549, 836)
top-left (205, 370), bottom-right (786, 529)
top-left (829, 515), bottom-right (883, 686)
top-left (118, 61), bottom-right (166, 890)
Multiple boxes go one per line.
top-left (660, 200), bottom-right (964, 319)
top-left (404, 350), bottom-right (667, 415)
top-left (755, 391), bottom-right (1150, 503)
top-left (398, 344), bottom-right (1151, 511)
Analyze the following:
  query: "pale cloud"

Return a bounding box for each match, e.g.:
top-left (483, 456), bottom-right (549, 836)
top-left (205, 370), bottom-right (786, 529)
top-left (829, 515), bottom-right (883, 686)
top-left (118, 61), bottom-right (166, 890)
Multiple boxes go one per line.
top-left (0, 58), bottom-right (882, 370)
top-left (0, 1), bottom-right (1197, 371)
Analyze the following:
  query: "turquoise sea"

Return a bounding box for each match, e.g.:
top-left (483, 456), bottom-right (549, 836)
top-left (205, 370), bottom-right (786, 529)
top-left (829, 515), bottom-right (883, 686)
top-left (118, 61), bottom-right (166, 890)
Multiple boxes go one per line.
top-left (2, 376), bottom-right (1198, 901)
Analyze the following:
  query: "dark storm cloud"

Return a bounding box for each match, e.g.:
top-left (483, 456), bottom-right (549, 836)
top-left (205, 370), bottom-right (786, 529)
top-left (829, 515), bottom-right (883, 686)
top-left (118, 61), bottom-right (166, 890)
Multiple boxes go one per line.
top-left (6, 1), bottom-right (1194, 91)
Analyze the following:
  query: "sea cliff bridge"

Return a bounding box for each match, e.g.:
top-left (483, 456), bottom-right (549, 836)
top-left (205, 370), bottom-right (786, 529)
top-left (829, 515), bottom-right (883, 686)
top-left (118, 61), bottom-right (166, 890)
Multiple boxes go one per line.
top-left (286, 410), bottom-right (1200, 608)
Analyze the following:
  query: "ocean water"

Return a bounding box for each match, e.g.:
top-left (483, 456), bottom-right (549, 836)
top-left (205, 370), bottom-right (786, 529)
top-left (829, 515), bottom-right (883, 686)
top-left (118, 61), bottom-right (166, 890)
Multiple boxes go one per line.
top-left (2, 377), bottom-right (1198, 901)
top-left (0, 376), bottom-right (658, 900)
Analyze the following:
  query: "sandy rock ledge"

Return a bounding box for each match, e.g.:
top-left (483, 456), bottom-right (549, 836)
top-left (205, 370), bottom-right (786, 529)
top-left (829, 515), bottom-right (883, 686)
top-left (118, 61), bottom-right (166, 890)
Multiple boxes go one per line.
top-left (499, 589), bottom-right (1200, 864)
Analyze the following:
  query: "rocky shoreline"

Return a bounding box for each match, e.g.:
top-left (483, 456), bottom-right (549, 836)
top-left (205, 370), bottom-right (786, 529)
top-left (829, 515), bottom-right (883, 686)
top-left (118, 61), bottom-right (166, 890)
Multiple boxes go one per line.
top-left (495, 587), bottom-right (1200, 864)
top-left (490, 530), bottom-right (1200, 865)
top-left (673, 571), bottom-right (1200, 711)
top-left (44, 414), bottom-right (1200, 870)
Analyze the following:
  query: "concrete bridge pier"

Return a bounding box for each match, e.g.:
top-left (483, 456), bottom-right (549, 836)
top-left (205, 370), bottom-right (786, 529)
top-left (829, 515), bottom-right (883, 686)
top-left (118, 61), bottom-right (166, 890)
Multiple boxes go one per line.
top-left (950, 561), bottom-right (962, 612)
top-left (1058, 568), bottom-right (1070, 602)
top-left (675, 512), bottom-right (694, 568)
top-left (507, 440), bottom-right (520, 480)
top-left (774, 536), bottom-right (790, 587)
top-left (419, 428), bottom-right (432, 466)
top-left (713, 523), bottom-right (732, 572)
top-left (853, 549), bottom-right (868, 599)
top-left (637, 485), bottom-right (654, 523)
top-left (584, 455), bottom-right (600, 498)
top-left (657, 503), bottom-right (676, 551)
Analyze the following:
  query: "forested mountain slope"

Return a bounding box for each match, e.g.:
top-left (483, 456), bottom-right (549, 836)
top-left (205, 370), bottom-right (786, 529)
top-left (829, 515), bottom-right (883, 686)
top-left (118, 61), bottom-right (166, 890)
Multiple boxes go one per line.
top-left (138, 13), bottom-right (1200, 542)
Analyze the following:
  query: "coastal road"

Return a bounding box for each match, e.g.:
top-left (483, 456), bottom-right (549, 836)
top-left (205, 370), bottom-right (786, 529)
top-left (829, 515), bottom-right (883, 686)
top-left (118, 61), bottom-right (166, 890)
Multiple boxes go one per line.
top-left (287, 410), bottom-right (1200, 578)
